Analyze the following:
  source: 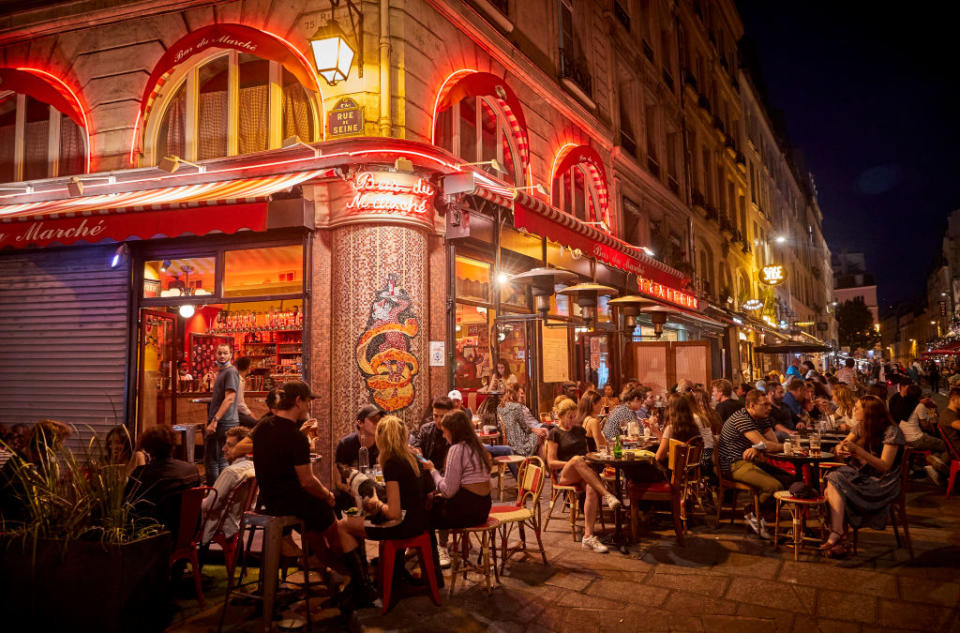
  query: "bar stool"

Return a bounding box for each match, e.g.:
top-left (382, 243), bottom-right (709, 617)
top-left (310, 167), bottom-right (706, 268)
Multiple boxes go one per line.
top-left (772, 491), bottom-right (827, 560)
top-left (448, 517), bottom-right (501, 595)
top-left (218, 512), bottom-right (315, 633)
top-left (376, 531), bottom-right (442, 613)
top-left (493, 455), bottom-right (526, 501)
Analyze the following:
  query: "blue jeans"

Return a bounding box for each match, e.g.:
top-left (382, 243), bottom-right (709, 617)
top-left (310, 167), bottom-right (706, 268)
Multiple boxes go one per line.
top-left (204, 425), bottom-right (232, 485)
top-left (484, 444), bottom-right (519, 477)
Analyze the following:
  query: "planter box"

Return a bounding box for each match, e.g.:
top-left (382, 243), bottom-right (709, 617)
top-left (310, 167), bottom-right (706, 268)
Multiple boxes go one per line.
top-left (1, 532), bottom-right (172, 633)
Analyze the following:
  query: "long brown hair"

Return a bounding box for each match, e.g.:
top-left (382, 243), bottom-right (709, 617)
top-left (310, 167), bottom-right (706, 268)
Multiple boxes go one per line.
top-left (833, 384), bottom-right (856, 418)
top-left (576, 391), bottom-right (602, 427)
top-left (858, 395), bottom-right (893, 453)
top-left (666, 395), bottom-right (700, 442)
top-left (441, 410), bottom-right (492, 471)
top-left (690, 387), bottom-right (722, 434)
top-left (500, 383), bottom-right (522, 406)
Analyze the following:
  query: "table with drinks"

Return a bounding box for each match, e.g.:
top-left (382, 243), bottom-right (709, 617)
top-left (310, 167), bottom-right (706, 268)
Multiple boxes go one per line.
top-left (773, 432), bottom-right (835, 488)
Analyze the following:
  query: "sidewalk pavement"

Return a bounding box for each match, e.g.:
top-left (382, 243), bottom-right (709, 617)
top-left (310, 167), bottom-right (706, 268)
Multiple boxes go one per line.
top-left (167, 476), bottom-right (960, 633)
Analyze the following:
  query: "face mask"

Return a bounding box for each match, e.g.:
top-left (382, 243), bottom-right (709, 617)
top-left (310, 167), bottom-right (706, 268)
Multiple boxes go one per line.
top-left (216, 359), bottom-right (228, 367)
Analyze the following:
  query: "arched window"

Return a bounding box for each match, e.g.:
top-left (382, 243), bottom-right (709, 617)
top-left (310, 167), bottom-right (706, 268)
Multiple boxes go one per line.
top-left (0, 68), bottom-right (87, 183)
top-left (147, 50), bottom-right (318, 164)
top-left (433, 71), bottom-right (528, 185)
top-left (549, 144), bottom-right (611, 229)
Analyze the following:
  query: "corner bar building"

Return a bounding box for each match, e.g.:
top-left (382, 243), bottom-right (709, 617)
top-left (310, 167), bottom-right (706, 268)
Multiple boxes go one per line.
top-left (0, 0), bottom-right (775, 484)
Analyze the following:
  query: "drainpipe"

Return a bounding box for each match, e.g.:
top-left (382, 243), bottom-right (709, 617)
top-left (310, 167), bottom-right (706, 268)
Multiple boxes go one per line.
top-left (379, 0), bottom-right (391, 137)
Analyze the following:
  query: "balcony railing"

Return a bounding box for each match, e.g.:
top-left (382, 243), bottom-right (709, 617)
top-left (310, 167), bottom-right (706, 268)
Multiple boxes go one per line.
top-left (558, 47), bottom-right (592, 98)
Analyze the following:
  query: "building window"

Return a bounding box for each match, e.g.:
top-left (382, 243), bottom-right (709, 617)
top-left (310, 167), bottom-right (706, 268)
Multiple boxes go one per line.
top-left (553, 162), bottom-right (600, 223)
top-left (148, 51), bottom-right (317, 164)
top-left (435, 94), bottom-right (523, 185)
top-left (0, 92), bottom-right (86, 183)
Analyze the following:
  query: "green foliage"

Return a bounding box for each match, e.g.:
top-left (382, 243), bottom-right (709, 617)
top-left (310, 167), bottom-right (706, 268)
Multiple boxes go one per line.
top-left (837, 297), bottom-right (879, 351)
top-left (1, 425), bottom-right (161, 548)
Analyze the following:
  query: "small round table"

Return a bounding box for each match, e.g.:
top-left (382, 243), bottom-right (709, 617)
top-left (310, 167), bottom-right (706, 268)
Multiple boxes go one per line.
top-left (768, 451), bottom-right (835, 488)
top-left (584, 451), bottom-right (658, 551)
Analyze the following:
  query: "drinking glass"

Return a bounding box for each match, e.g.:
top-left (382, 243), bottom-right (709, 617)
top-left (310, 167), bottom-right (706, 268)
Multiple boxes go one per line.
top-left (809, 433), bottom-right (821, 458)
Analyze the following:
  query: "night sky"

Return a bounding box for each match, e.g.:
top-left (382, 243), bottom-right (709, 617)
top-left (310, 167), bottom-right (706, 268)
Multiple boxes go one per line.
top-left (734, 1), bottom-right (960, 309)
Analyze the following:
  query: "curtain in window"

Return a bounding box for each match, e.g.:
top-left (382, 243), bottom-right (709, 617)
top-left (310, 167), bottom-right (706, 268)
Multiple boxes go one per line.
top-left (239, 84), bottom-right (268, 153)
top-left (23, 119), bottom-right (49, 182)
top-left (198, 89), bottom-right (227, 160)
top-left (157, 86), bottom-right (186, 161)
top-left (59, 116), bottom-right (85, 176)
top-left (281, 83), bottom-right (312, 142)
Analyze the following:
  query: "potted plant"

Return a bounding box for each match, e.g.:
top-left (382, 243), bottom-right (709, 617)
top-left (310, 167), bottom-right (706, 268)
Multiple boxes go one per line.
top-left (0, 423), bottom-right (171, 633)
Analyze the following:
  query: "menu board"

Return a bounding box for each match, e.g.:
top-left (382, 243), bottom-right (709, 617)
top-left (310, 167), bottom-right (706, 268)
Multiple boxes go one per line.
top-left (541, 322), bottom-right (569, 383)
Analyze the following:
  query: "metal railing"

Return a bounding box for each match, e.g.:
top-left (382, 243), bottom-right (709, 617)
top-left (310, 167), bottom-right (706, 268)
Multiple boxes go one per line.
top-left (558, 47), bottom-right (592, 97)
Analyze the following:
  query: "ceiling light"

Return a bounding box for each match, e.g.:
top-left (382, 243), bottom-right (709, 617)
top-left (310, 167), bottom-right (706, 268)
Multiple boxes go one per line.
top-left (179, 304), bottom-right (196, 318)
top-left (160, 259), bottom-right (171, 272)
top-left (110, 244), bottom-right (129, 268)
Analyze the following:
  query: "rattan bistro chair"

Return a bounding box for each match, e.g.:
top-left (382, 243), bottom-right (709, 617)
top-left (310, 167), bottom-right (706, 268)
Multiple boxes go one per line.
top-left (713, 435), bottom-right (761, 526)
top-left (490, 456), bottom-right (548, 572)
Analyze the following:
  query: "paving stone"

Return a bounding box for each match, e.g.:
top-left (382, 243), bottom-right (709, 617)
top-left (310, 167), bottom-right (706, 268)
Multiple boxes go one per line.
top-left (585, 578), bottom-right (669, 606)
top-left (700, 614), bottom-right (777, 633)
top-left (646, 570), bottom-right (729, 597)
top-left (792, 615), bottom-right (860, 633)
top-left (815, 590), bottom-right (877, 624)
top-left (718, 551), bottom-right (783, 579)
top-left (662, 590), bottom-right (738, 616)
top-left (544, 571), bottom-right (600, 591)
top-left (778, 560), bottom-right (899, 598)
top-left (895, 575), bottom-right (960, 606)
top-left (724, 577), bottom-right (807, 612)
top-left (877, 600), bottom-right (955, 631)
top-left (735, 602), bottom-right (795, 633)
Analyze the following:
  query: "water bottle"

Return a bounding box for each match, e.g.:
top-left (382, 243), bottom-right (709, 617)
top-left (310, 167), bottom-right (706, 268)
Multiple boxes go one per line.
top-left (359, 446), bottom-right (369, 473)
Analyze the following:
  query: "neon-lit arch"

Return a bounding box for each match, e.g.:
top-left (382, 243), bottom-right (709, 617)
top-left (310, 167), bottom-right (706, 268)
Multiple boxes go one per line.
top-left (549, 144), bottom-right (610, 228)
top-left (431, 70), bottom-right (529, 169)
top-left (0, 67), bottom-right (91, 173)
top-left (130, 23), bottom-right (324, 165)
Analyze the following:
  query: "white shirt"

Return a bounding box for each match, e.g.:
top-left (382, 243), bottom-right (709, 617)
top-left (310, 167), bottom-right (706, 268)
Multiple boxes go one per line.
top-left (202, 457), bottom-right (255, 543)
top-left (898, 403), bottom-right (930, 443)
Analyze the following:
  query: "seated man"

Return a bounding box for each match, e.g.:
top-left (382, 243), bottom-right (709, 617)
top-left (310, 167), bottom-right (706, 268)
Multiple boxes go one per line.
top-left (765, 381), bottom-right (796, 441)
top-left (712, 379), bottom-right (743, 423)
top-left (601, 388), bottom-right (644, 441)
top-left (410, 397), bottom-right (453, 469)
top-left (128, 426), bottom-right (201, 537)
top-left (718, 390), bottom-right (790, 538)
top-left (251, 381), bottom-right (348, 572)
top-left (447, 389), bottom-right (474, 421)
top-left (201, 427), bottom-right (255, 544)
top-left (781, 379), bottom-right (810, 430)
top-left (334, 404), bottom-right (383, 511)
top-left (938, 387), bottom-right (960, 473)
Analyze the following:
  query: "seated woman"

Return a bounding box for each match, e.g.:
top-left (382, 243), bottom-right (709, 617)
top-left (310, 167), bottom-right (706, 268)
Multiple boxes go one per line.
top-left (499, 384), bottom-right (543, 459)
top-left (423, 410), bottom-right (493, 526)
top-left (339, 415), bottom-right (429, 607)
top-left (105, 425), bottom-right (146, 477)
top-left (689, 389), bottom-right (720, 475)
top-left (654, 395), bottom-right (703, 465)
top-left (577, 391), bottom-right (606, 452)
top-left (599, 383), bottom-right (620, 412)
top-left (832, 384), bottom-right (858, 433)
top-left (821, 395), bottom-right (905, 557)
top-left (546, 398), bottom-right (620, 554)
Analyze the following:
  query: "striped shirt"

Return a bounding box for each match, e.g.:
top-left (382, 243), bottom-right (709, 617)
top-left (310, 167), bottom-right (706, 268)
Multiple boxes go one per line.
top-left (718, 408), bottom-right (770, 472)
top-left (602, 404), bottom-right (639, 440)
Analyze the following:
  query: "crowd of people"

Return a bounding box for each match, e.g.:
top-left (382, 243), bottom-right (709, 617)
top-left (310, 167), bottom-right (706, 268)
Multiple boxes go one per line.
top-left (3, 346), bottom-right (960, 615)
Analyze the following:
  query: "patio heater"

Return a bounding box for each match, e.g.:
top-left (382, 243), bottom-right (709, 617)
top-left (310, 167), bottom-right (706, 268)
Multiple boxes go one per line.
top-left (608, 295), bottom-right (658, 331)
top-left (508, 267), bottom-right (579, 315)
top-left (557, 282), bottom-right (619, 325)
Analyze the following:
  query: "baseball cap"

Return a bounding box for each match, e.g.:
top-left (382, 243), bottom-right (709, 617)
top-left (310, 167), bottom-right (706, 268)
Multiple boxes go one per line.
top-left (754, 380), bottom-right (767, 393)
top-left (356, 403), bottom-right (385, 421)
top-left (278, 381), bottom-right (321, 401)
top-left (447, 389), bottom-right (463, 401)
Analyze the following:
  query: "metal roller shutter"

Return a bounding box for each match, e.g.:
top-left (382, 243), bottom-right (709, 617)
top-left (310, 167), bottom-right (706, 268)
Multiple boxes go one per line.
top-left (0, 245), bottom-right (130, 450)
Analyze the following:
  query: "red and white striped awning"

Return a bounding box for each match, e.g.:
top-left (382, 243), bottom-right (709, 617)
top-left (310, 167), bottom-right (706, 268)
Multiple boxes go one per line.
top-left (0, 170), bottom-right (327, 249)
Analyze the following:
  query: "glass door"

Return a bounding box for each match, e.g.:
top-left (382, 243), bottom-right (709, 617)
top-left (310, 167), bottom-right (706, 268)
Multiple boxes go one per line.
top-left (137, 309), bottom-right (177, 434)
top-left (580, 333), bottom-right (612, 392)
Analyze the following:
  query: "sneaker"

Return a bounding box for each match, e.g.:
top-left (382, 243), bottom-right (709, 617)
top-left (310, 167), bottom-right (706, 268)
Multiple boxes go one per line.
top-left (928, 455), bottom-right (946, 471)
top-left (604, 494), bottom-right (622, 510)
top-left (744, 512), bottom-right (760, 534)
top-left (437, 546), bottom-right (451, 569)
top-left (925, 465), bottom-right (942, 486)
top-left (758, 518), bottom-right (772, 540)
top-left (581, 535), bottom-right (609, 553)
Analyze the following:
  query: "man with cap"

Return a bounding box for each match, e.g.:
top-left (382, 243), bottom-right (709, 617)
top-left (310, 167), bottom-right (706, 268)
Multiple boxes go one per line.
top-left (333, 404), bottom-right (383, 511)
top-left (447, 389), bottom-right (474, 421)
top-left (251, 381), bottom-right (350, 572)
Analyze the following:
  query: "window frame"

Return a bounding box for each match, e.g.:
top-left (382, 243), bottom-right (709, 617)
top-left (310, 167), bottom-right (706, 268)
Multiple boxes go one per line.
top-left (442, 95), bottom-right (524, 184)
top-left (0, 91), bottom-right (86, 182)
top-left (143, 49), bottom-right (320, 166)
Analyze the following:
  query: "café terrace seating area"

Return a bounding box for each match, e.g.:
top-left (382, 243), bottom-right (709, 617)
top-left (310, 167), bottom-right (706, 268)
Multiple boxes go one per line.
top-left (165, 449), bottom-right (960, 633)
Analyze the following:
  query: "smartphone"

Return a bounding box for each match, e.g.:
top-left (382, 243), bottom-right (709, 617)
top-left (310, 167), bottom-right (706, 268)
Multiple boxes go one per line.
top-left (415, 453), bottom-right (428, 463)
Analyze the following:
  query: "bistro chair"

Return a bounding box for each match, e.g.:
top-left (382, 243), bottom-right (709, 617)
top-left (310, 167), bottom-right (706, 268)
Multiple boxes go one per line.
top-left (627, 441), bottom-right (702, 545)
top-left (772, 490), bottom-right (827, 560)
top-left (490, 456), bottom-right (548, 572)
top-left (169, 486), bottom-right (217, 607)
top-left (713, 435), bottom-right (762, 527)
top-left (208, 476), bottom-right (258, 580)
top-left (851, 447), bottom-right (915, 559)
top-left (544, 470), bottom-right (583, 541)
top-left (448, 517), bottom-right (501, 595)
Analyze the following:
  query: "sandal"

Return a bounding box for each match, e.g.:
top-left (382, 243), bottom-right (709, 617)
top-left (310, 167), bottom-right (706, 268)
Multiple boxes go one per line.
top-left (817, 531), bottom-right (844, 551)
top-left (823, 540), bottom-right (851, 559)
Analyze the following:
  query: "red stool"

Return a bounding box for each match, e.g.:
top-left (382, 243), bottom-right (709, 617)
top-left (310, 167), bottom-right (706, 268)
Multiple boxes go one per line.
top-left (377, 531), bottom-right (441, 614)
top-left (946, 460), bottom-right (960, 498)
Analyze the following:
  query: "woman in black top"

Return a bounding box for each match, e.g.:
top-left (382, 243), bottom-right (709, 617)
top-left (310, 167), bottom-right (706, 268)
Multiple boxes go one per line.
top-left (338, 415), bottom-right (428, 607)
top-left (546, 398), bottom-right (621, 553)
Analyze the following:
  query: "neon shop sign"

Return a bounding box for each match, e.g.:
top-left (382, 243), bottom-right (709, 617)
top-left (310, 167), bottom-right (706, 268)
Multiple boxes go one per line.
top-left (347, 171), bottom-right (437, 216)
top-left (637, 276), bottom-right (699, 310)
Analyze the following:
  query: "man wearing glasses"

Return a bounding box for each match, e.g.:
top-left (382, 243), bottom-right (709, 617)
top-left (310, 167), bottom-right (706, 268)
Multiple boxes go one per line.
top-left (718, 390), bottom-right (789, 538)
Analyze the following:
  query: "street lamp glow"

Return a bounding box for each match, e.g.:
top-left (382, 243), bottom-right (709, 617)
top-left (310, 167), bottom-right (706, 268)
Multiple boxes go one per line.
top-left (775, 235), bottom-right (787, 244)
top-left (310, 20), bottom-right (355, 85)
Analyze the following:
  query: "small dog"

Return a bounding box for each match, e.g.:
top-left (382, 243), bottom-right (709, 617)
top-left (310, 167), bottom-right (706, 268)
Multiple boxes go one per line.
top-left (338, 465), bottom-right (375, 509)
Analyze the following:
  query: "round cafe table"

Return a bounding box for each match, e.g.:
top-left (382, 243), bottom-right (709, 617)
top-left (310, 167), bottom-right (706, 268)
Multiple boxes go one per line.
top-left (767, 451), bottom-right (835, 488)
top-left (584, 449), bottom-right (658, 552)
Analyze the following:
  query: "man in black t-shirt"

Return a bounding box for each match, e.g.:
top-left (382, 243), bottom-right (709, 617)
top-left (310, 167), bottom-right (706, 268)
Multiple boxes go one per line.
top-left (712, 379), bottom-right (743, 423)
top-left (252, 381), bottom-right (338, 548)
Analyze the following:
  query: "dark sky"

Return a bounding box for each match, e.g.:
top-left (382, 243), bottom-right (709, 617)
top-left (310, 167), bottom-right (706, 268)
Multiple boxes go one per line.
top-left (734, 1), bottom-right (960, 310)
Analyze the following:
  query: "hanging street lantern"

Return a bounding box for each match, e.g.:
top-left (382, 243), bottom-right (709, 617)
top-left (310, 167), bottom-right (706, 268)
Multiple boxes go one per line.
top-left (310, 19), bottom-right (355, 85)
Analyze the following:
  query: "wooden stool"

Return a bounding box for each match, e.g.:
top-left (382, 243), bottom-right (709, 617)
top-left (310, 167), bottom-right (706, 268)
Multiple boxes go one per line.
top-left (218, 513), bottom-right (316, 633)
top-left (773, 491), bottom-right (827, 561)
top-left (493, 455), bottom-right (526, 501)
top-left (449, 517), bottom-right (501, 595)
